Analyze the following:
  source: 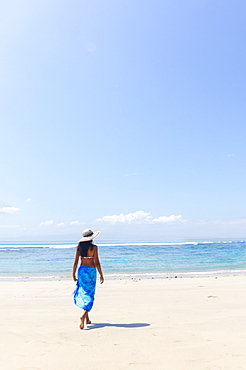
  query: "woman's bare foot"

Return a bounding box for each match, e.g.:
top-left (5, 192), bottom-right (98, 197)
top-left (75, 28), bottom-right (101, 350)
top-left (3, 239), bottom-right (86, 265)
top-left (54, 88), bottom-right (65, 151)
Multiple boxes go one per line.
top-left (79, 312), bottom-right (87, 330)
top-left (85, 312), bottom-right (91, 325)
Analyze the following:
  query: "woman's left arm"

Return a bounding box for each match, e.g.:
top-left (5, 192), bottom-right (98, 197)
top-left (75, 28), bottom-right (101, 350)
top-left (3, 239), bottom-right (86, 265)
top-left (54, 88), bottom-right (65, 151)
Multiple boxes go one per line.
top-left (72, 247), bottom-right (80, 281)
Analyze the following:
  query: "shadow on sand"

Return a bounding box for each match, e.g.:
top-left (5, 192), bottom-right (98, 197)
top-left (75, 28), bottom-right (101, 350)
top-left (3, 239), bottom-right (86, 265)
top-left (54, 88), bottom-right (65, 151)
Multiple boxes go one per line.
top-left (86, 322), bottom-right (150, 330)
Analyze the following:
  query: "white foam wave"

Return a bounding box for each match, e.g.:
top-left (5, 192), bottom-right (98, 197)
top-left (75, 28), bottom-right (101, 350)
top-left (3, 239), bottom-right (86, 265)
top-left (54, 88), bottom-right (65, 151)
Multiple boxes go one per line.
top-left (0, 244), bottom-right (76, 249)
top-left (98, 242), bottom-right (199, 247)
top-left (0, 275), bottom-right (69, 280)
top-left (0, 240), bottom-right (243, 249)
top-left (99, 241), bottom-right (240, 246)
top-left (105, 269), bottom-right (246, 278)
top-left (46, 245), bottom-right (75, 249)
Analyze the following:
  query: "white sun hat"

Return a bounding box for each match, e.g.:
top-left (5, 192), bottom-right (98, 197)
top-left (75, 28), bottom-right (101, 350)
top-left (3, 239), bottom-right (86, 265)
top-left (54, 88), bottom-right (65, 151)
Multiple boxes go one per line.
top-left (78, 228), bottom-right (101, 242)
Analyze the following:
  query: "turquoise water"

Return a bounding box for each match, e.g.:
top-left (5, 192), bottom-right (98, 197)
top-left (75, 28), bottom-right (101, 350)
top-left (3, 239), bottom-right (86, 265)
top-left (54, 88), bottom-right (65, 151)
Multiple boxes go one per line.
top-left (1, 240), bottom-right (246, 279)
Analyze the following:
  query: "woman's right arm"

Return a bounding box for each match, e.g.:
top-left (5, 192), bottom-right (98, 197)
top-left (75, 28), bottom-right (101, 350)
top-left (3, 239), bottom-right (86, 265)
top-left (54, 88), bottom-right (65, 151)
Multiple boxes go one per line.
top-left (94, 245), bottom-right (104, 284)
top-left (72, 247), bottom-right (80, 281)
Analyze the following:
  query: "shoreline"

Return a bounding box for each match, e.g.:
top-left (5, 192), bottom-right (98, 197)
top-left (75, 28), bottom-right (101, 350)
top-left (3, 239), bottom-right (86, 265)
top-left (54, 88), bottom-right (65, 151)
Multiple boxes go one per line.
top-left (1, 268), bottom-right (246, 281)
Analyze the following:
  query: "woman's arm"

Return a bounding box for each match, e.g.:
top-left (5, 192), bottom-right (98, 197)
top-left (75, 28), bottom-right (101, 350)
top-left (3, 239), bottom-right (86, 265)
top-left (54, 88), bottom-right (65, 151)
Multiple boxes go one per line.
top-left (93, 245), bottom-right (104, 284)
top-left (72, 247), bottom-right (80, 281)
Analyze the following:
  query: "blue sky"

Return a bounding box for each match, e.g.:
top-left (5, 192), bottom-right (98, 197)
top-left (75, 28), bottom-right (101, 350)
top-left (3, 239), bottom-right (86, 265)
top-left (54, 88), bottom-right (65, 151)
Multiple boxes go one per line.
top-left (1, 0), bottom-right (246, 241)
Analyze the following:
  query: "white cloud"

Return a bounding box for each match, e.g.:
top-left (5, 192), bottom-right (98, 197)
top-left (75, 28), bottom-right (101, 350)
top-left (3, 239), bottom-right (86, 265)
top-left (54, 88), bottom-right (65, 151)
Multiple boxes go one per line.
top-left (69, 221), bottom-right (85, 226)
top-left (57, 221), bottom-right (85, 227)
top-left (97, 210), bottom-right (152, 224)
top-left (0, 207), bottom-right (20, 214)
top-left (57, 222), bottom-right (66, 227)
top-left (97, 210), bottom-right (184, 224)
top-left (70, 221), bottom-right (81, 226)
top-left (25, 198), bottom-right (32, 202)
top-left (40, 220), bottom-right (54, 226)
top-left (153, 215), bottom-right (183, 223)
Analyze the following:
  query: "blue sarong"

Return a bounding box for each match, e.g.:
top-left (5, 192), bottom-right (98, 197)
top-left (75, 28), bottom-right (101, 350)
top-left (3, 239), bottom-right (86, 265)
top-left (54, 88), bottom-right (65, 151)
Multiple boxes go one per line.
top-left (73, 266), bottom-right (97, 311)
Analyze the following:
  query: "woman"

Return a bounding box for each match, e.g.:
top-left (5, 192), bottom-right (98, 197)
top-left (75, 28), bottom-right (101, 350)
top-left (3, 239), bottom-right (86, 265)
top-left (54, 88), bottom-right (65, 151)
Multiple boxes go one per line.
top-left (72, 228), bottom-right (104, 329)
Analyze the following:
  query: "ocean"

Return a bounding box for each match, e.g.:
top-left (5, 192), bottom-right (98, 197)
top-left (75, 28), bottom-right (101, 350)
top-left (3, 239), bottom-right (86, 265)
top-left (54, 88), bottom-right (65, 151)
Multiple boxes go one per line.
top-left (1, 240), bottom-right (246, 280)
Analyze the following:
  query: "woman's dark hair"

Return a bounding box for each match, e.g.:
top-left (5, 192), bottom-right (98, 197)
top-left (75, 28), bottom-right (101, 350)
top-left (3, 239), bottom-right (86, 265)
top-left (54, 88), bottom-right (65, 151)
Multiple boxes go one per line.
top-left (77, 241), bottom-right (94, 257)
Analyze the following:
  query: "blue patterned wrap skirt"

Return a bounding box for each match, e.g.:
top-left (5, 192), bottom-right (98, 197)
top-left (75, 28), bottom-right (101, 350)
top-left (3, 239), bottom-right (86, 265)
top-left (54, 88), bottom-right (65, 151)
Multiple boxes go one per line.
top-left (73, 266), bottom-right (97, 311)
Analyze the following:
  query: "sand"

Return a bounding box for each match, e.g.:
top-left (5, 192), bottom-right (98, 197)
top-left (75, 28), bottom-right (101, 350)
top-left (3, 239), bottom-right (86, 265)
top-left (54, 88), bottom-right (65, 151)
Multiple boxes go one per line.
top-left (1, 276), bottom-right (246, 370)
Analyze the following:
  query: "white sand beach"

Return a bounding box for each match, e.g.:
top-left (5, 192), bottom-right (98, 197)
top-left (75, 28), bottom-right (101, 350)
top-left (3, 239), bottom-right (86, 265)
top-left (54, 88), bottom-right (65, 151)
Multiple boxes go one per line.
top-left (1, 276), bottom-right (246, 370)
